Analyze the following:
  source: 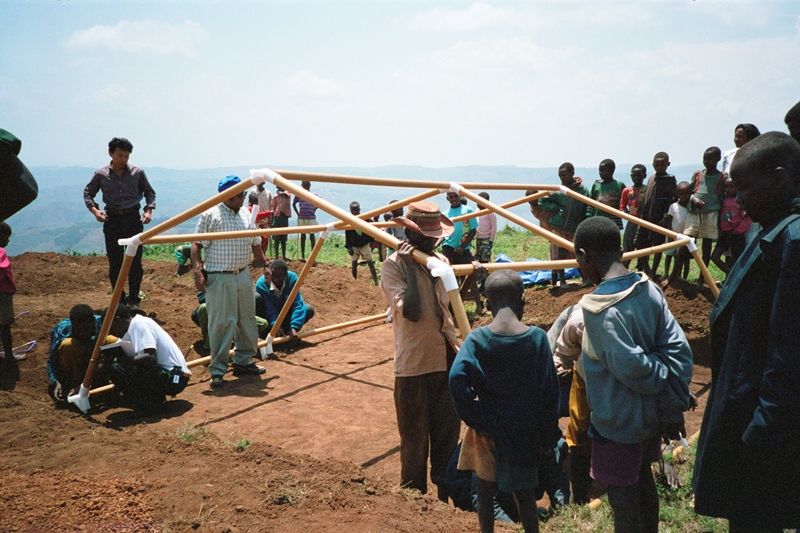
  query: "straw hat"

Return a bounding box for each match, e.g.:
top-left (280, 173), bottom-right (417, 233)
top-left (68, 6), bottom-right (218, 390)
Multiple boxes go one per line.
top-left (393, 201), bottom-right (454, 238)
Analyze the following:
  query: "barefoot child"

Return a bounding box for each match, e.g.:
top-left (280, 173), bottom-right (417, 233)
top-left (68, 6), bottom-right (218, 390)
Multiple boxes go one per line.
top-left (449, 270), bottom-right (561, 533)
top-left (575, 217), bottom-right (693, 533)
top-left (662, 181), bottom-right (692, 286)
top-left (0, 222), bottom-right (16, 374)
top-left (620, 164), bottom-right (647, 268)
top-left (537, 162), bottom-right (589, 288)
top-left (685, 147), bottom-right (726, 287)
top-left (635, 152), bottom-right (677, 278)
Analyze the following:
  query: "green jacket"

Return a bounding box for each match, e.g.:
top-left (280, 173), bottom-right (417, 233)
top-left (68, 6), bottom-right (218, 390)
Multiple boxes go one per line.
top-left (537, 181), bottom-right (589, 235)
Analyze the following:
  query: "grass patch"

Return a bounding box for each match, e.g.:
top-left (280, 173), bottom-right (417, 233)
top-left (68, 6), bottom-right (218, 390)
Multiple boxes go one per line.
top-left (234, 438), bottom-right (251, 452)
top-left (536, 443), bottom-right (728, 533)
top-left (267, 476), bottom-right (306, 506)
top-left (175, 422), bottom-right (207, 445)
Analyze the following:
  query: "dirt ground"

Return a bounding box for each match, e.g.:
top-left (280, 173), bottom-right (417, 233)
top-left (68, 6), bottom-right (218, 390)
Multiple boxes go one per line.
top-left (0, 253), bottom-right (714, 532)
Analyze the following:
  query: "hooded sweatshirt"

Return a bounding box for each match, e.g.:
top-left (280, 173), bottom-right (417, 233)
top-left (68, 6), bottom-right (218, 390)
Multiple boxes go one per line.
top-left (580, 272), bottom-right (692, 444)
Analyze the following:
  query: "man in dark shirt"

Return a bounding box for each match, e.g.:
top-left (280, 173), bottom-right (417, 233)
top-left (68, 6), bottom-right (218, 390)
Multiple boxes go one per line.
top-left (84, 137), bottom-right (156, 311)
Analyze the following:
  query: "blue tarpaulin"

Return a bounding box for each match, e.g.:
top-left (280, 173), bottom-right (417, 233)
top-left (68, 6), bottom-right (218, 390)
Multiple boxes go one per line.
top-left (494, 253), bottom-right (580, 287)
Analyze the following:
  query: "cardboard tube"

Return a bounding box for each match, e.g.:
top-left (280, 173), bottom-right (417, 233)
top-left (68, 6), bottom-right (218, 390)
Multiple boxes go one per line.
top-left (451, 191), bottom-right (550, 222)
top-left (562, 187), bottom-right (682, 241)
top-left (691, 248), bottom-right (720, 297)
top-left (267, 235), bottom-right (326, 341)
top-left (458, 188), bottom-right (574, 251)
top-left (140, 190), bottom-right (547, 246)
top-left (185, 312), bottom-right (390, 368)
top-left (268, 172), bottom-right (472, 337)
top-left (69, 252), bottom-right (134, 413)
top-left (274, 169), bottom-right (562, 192)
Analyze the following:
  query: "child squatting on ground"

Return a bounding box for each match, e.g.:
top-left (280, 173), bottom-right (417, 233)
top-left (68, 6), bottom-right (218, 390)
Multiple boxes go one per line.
top-left (449, 269), bottom-right (561, 533)
top-left (574, 216), bottom-right (693, 533)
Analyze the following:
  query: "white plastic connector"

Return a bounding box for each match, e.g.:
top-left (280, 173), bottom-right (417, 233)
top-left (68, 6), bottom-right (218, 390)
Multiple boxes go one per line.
top-left (686, 237), bottom-right (698, 253)
top-left (67, 384), bottom-right (91, 414)
top-left (559, 185), bottom-right (570, 194)
top-left (249, 168), bottom-right (280, 185)
top-left (678, 433), bottom-right (690, 449)
top-left (125, 243), bottom-right (140, 257)
top-left (118, 234), bottom-right (143, 247)
top-left (265, 333), bottom-right (274, 355)
top-left (426, 256), bottom-right (459, 292)
top-left (258, 345), bottom-right (268, 361)
top-left (249, 205), bottom-right (260, 229)
top-left (321, 222), bottom-right (336, 239)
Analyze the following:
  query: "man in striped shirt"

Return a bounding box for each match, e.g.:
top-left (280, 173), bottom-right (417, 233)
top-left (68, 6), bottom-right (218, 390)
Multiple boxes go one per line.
top-left (191, 176), bottom-right (269, 389)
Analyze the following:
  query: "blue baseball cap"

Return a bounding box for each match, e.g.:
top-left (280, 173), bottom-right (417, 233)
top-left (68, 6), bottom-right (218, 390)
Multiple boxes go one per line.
top-left (218, 175), bottom-right (241, 193)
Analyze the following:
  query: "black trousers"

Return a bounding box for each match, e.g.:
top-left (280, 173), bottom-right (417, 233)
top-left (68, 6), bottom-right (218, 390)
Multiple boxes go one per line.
top-left (104, 212), bottom-right (144, 304)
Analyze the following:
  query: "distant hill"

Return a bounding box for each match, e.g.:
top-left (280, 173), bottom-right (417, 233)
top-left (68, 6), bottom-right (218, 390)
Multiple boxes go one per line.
top-left (4, 163), bottom-right (697, 255)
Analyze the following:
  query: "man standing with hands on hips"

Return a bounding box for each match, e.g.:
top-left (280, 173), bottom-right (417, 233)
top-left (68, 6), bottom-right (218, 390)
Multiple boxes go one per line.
top-left (84, 137), bottom-right (155, 313)
top-left (191, 175), bottom-right (269, 390)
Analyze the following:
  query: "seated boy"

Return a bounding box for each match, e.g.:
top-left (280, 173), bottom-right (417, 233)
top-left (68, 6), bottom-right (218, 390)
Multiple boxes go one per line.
top-left (255, 259), bottom-right (315, 339)
top-left (575, 217), bottom-right (693, 532)
top-left (449, 270), bottom-right (561, 533)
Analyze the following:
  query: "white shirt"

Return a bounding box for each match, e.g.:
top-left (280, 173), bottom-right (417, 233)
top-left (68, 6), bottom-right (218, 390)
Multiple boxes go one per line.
top-left (123, 315), bottom-right (190, 374)
top-left (669, 202), bottom-right (690, 234)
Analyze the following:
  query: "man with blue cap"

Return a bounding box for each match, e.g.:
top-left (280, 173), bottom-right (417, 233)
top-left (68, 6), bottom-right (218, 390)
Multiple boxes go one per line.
top-left (190, 175), bottom-right (269, 389)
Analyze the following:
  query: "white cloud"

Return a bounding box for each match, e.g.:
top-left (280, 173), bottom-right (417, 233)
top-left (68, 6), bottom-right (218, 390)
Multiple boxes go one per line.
top-left (285, 70), bottom-right (347, 98)
top-left (432, 37), bottom-right (581, 71)
top-left (402, 2), bottom-right (653, 32)
top-left (403, 2), bottom-right (517, 31)
top-left (65, 20), bottom-right (208, 59)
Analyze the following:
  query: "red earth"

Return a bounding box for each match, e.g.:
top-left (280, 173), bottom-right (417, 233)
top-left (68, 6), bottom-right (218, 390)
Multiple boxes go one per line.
top-left (0, 253), bottom-right (713, 532)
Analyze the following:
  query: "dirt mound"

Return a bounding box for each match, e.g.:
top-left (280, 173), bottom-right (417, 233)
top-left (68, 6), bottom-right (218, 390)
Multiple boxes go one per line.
top-left (0, 253), bottom-right (713, 532)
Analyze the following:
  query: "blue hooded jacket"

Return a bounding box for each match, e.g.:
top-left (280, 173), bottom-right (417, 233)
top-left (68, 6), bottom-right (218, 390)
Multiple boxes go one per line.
top-left (580, 272), bottom-right (692, 444)
top-left (255, 271), bottom-right (307, 331)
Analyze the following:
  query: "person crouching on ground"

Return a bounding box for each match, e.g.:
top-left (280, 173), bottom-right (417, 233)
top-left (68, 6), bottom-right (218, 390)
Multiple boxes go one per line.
top-left (254, 259), bottom-right (315, 341)
top-left (575, 216), bottom-right (693, 533)
top-left (449, 269), bottom-right (561, 533)
top-left (106, 304), bottom-right (191, 414)
top-left (380, 201), bottom-right (462, 500)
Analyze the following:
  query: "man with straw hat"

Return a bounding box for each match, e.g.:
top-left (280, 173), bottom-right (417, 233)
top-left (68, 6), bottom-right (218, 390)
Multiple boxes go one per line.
top-left (380, 201), bottom-right (462, 501)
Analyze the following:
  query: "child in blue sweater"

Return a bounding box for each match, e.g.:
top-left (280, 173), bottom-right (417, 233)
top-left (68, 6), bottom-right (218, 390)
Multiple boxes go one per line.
top-left (449, 270), bottom-right (561, 533)
top-left (574, 217), bottom-right (693, 533)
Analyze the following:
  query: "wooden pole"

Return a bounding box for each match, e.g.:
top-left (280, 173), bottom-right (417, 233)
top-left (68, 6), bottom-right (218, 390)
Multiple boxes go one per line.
top-left (274, 169), bottom-right (562, 192)
top-left (267, 234), bottom-right (326, 341)
top-left (457, 188), bottom-right (574, 250)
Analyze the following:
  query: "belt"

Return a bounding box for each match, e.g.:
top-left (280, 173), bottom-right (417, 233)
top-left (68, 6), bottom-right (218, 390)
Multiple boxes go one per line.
top-left (208, 267), bottom-right (248, 274)
top-left (106, 207), bottom-right (140, 216)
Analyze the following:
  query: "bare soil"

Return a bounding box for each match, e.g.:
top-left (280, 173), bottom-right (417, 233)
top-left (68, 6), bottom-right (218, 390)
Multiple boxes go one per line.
top-left (0, 253), bottom-right (713, 532)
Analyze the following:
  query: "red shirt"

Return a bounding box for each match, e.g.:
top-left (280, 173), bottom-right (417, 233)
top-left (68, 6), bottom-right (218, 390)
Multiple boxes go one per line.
top-left (0, 247), bottom-right (16, 295)
top-left (620, 185), bottom-right (646, 218)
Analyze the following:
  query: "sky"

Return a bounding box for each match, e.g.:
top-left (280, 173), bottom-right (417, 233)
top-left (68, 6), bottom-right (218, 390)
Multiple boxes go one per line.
top-left (1, 0), bottom-right (799, 171)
